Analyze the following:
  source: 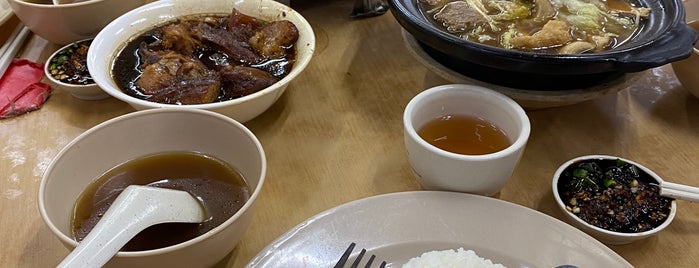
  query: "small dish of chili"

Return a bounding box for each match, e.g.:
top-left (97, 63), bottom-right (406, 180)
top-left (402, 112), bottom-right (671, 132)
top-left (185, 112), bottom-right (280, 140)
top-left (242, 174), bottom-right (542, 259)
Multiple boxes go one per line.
top-left (44, 38), bottom-right (109, 100)
top-left (552, 155), bottom-right (677, 245)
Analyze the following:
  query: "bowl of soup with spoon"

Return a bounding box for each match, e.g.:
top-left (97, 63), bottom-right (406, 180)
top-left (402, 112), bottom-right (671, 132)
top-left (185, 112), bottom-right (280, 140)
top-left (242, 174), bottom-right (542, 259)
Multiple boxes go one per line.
top-left (38, 108), bottom-right (266, 267)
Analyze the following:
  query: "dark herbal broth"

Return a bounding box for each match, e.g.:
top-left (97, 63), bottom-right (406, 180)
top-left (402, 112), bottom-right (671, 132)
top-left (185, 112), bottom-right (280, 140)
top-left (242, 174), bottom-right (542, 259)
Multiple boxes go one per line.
top-left (71, 151), bottom-right (249, 251)
top-left (418, 0), bottom-right (650, 54)
top-left (557, 158), bottom-right (672, 233)
top-left (417, 114), bottom-right (510, 155)
top-left (111, 9), bottom-right (299, 105)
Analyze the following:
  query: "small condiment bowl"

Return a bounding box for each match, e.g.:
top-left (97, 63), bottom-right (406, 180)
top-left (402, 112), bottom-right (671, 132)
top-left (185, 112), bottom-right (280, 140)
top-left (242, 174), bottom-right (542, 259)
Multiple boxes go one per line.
top-left (552, 155), bottom-right (677, 245)
top-left (44, 38), bottom-right (109, 100)
top-left (39, 108), bottom-right (266, 267)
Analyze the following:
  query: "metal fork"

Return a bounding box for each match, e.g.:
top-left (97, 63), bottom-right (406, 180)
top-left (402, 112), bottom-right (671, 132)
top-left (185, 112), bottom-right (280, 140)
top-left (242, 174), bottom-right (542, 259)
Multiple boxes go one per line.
top-left (333, 242), bottom-right (387, 268)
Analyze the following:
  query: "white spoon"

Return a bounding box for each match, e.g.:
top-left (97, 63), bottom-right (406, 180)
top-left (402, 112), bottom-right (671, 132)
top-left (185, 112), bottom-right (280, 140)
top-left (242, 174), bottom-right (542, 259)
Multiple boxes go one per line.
top-left (57, 185), bottom-right (208, 268)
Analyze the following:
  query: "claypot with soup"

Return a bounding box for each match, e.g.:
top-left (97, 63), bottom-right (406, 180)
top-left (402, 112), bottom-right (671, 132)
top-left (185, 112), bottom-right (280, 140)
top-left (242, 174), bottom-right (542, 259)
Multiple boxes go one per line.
top-left (388, 0), bottom-right (697, 89)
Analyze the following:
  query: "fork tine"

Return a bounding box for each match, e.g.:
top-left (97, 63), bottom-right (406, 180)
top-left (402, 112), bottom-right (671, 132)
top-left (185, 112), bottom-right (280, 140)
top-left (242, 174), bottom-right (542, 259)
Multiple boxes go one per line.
top-left (333, 242), bottom-right (356, 268)
top-left (350, 248), bottom-right (367, 268)
top-left (335, 242), bottom-right (386, 268)
top-left (365, 254), bottom-right (379, 268)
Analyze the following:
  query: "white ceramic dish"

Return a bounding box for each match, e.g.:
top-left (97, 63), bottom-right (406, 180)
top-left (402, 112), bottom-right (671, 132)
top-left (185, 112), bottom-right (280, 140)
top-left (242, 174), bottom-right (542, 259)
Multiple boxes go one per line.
top-left (6, 0), bottom-right (147, 45)
top-left (401, 30), bottom-right (648, 110)
top-left (44, 38), bottom-right (110, 100)
top-left (552, 155), bottom-right (678, 245)
top-left (88, 0), bottom-right (315, 123)
top-left (247, 191), bottom-right (632, 267)
top-left (39, 108), bottom-right (267, 267)
top-left (403, 84), bottom-right (530, 196)
top-left (670, 0), bottom-right (699, 99)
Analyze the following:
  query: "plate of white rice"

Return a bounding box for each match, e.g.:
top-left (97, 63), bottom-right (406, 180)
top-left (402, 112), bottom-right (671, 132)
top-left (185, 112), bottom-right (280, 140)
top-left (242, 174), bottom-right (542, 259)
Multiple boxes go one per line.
top-left (246, 191), bottom-right (631, 267)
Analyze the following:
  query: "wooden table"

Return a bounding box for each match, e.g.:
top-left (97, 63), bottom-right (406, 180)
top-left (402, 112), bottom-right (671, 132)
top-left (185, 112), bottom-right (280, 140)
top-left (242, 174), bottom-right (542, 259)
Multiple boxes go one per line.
top-left (2, 1), bottom-right (698, 267)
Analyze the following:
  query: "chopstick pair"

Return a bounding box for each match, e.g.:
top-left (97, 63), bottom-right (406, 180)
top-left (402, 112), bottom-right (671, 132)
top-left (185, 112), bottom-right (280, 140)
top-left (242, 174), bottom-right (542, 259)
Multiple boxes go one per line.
top-left (0, 23), bottom-right (31, 79)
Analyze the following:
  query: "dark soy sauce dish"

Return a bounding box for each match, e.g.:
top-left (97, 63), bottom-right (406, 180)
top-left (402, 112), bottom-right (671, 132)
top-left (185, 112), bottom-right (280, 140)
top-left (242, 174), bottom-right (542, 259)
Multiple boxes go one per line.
top-left (552, 155), bottom-right (677, 245)
top-left (557, 158), bottom-right (672, 233)
top-left (72, 151), bottom-right (249, 251)
top-left (47, 39), bottom-right (93, 85)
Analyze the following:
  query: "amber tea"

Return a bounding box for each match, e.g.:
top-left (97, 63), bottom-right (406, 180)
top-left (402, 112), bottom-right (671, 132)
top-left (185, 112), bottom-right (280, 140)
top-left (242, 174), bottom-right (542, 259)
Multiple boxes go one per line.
top-left (418, 114), bottom-right (510, 155)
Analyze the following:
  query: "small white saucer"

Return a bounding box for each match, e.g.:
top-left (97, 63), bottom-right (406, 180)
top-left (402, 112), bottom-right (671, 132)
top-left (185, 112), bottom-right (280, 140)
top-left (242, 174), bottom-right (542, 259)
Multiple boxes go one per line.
top-left (401, 30), bottom-right (648, 110)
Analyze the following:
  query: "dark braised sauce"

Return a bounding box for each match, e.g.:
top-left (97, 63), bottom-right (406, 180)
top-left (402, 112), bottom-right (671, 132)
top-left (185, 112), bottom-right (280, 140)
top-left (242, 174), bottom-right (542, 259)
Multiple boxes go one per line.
top-left (71, 151), bottom-right (249, 251)
top-left (48, 39), bottom-right (93, 85)
top-left (557, 158), bottom-right (672, 233)
top-left (111, 9), bottom-right (298, 104)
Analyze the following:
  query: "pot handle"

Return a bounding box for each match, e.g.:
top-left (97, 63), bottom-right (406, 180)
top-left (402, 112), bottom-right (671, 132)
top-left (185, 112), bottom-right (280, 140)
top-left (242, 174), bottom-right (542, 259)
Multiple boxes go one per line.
top-left (616, 22), bottom-right (698, 71)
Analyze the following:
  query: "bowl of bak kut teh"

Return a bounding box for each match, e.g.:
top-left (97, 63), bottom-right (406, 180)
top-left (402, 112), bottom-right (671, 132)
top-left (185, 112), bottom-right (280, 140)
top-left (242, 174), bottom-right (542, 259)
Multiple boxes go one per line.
top-left (87, 0), bottom-right (315, 123)
top-left (39, 108), bottom-right (266, 267)
top-left (387, 0), bottom-right (698, 90)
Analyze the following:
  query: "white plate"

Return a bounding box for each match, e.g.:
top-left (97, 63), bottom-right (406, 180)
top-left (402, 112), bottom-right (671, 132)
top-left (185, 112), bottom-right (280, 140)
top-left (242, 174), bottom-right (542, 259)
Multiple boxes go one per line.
top-left (0, 1), bottom-right (12, 27)
top-left (247, 191), bottom-right (632, 267)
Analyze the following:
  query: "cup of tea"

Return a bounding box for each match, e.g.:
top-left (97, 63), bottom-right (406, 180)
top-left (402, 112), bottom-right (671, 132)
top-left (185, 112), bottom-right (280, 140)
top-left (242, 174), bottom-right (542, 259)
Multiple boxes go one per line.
top-left (403, 84), bottom-right (531, 196)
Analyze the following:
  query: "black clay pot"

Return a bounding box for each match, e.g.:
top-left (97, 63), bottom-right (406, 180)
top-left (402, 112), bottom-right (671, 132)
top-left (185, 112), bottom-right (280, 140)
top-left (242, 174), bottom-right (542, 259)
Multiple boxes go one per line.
top-left (388, 0), bottom-right (698, 90)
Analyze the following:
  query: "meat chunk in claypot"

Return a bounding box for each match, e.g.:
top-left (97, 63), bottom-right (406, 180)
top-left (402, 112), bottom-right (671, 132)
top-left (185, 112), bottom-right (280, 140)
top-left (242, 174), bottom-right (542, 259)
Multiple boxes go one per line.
top-left (434, 1), bottom-right (492, 32)
top-left (509, 20), bottom-right (573, 49)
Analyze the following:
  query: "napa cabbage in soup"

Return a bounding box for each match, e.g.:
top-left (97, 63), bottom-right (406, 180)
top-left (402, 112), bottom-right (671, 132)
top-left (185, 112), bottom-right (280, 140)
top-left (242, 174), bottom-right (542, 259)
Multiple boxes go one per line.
top-left (418, 0), bottom-right (650, 54)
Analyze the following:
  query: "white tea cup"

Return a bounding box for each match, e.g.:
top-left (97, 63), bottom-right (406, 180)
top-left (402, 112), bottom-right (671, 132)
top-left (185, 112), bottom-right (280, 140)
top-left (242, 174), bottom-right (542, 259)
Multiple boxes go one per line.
top-left (403, 84), bottom-right (531, 196)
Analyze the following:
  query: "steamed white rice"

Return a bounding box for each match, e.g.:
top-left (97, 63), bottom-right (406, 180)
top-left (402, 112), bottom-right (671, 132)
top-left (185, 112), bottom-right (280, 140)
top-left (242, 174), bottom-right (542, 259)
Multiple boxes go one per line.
top-left (401, 248), bottom-right (507, 268)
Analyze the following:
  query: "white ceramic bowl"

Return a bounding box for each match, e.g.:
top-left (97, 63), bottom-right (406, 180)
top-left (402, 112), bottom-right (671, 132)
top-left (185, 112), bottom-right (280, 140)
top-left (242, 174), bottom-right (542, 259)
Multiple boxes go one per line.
top-left (552, 155), bottom-right (677, 245)
top-left (6, 0), bottom-right (147, 45)
top-left (671, 0), bottom-right (699, 99)
top-left (39, 108), bottom-right (266, 267)
top-left (44, 38), bottom-right (110, 100)
top-left (87, 0), bottom-right (315, 123)
top-left (403, 84), bottom-right (530, 196)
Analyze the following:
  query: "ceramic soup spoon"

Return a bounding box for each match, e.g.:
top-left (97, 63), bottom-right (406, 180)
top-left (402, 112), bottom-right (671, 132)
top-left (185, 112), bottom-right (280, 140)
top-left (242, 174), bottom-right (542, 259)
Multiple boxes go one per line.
top-left (57, 185), bottom-right (208, 268)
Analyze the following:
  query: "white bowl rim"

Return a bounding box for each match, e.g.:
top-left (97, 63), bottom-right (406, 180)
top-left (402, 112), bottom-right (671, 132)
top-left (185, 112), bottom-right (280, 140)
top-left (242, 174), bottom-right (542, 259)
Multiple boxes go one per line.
top-left (88, 0), bottom-right (315, 109)
top-left (38, 108), bottom-right (267, 257)
top-left (403, 83), bottom-right (531, 160)
top-left (551, 154), bottom-right (678, 239)
top-left (8, 0), bottom-right (110, 8)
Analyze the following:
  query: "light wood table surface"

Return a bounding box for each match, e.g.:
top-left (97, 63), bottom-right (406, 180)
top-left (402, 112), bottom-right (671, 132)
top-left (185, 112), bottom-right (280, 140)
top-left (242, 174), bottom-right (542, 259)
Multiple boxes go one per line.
top-left (2, 1), bottom-right (698, 267)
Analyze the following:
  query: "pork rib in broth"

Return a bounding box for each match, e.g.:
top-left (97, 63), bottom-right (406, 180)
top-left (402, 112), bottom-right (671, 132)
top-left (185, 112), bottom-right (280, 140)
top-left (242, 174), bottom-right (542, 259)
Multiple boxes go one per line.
top-left (418, 0), bottom-right (650, 54)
